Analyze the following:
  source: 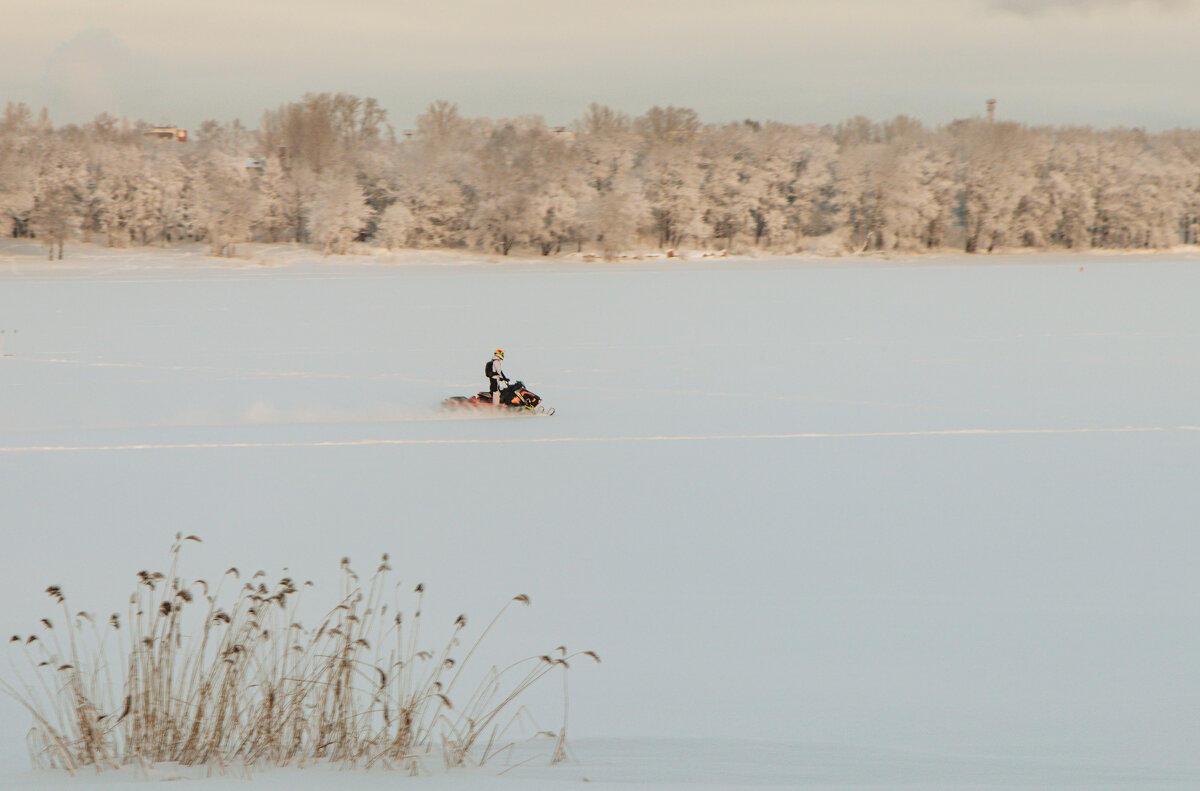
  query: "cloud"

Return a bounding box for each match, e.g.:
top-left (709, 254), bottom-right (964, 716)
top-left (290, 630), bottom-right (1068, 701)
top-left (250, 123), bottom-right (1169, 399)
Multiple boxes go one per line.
top-left (988, 0), bottom-right (1190, 14)
top-left (43, 28), bottom-right (137, 120)
top-left (38, 28), bottom-right (181, 125)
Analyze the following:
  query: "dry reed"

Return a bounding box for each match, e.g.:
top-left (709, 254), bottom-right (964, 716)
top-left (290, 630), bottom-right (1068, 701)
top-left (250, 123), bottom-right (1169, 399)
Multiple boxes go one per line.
top-left (2, 534), bottom-right (599, 775)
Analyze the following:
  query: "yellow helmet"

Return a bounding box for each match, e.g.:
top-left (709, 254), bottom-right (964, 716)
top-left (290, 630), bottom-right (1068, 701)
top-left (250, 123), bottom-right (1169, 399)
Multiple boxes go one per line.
top-left (494, 349), bottom-right (504, 359)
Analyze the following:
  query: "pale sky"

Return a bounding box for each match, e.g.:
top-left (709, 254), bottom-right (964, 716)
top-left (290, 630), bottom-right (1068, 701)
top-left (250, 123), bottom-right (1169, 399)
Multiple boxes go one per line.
top-left (1, 0), bottom-right (1197, 132)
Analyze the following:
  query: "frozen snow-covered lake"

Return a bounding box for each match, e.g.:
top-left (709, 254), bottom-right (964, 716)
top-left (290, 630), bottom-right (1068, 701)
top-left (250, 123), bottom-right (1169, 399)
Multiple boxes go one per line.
top-left (1, 241), bottom-right (1199, 790)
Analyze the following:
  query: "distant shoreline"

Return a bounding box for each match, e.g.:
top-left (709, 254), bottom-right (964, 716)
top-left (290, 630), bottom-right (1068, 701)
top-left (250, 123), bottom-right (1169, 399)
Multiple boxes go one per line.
top-left (2, 238), bottom-right (1200, 271)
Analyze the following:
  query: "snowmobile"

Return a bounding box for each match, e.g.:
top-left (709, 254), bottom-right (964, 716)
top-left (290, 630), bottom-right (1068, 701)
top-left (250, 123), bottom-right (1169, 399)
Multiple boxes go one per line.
top-left (442, 380), bottom-right (555, 415)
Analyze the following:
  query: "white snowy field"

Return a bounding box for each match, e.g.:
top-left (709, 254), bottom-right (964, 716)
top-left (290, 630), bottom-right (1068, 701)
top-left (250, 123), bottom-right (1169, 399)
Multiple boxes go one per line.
top-left (1, 240), bottom-right (1199, 790)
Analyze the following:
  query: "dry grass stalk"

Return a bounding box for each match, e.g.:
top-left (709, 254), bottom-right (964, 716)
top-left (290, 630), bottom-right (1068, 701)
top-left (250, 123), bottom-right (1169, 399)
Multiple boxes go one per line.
top-left (1, 535), bottom-right (599, 774)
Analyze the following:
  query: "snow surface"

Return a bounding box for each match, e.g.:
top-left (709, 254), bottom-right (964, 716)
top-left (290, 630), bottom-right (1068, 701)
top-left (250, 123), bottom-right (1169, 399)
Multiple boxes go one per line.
top-left (1, 240), bottom-right (1199, 790)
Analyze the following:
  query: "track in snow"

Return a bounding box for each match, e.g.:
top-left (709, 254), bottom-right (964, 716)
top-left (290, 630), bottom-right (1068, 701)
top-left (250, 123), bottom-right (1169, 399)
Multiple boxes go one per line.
top-left (0, 424), bottom-right (1195, 453)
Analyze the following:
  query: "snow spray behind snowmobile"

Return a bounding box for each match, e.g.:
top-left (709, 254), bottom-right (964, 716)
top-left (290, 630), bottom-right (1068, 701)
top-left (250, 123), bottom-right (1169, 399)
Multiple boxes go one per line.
top-left (442, 380), bottom-right (555, 415)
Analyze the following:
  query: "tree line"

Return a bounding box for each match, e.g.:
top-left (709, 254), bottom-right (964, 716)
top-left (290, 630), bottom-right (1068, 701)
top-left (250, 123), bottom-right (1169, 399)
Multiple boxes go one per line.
top-left (1, 94), bottom-right (1198, 260)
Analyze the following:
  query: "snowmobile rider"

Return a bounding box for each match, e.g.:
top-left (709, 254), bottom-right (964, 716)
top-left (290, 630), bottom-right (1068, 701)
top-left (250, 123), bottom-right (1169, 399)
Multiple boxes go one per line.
top-left (486, 349), bottom-right (509, 405)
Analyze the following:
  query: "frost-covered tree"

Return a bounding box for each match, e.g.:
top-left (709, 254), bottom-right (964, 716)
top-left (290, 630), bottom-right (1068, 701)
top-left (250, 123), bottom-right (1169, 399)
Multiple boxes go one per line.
top-left (255, 93), bottom-right (391, 249)
top-left (749, 123), bottom-right (838, 250)
top-left (376, 201), bottom-right (415, 250)
top-left (695, 123), bottom-right (759, 249)
top-left (29, 144), bottom-right (86, 259)
top-left (573, 104), bottom-right (643, 257)
top-left (470, 120), bottom-right (580, 256)
top-left (5, 97), bottom-right (1200, 259)
top-left (580, 186), bottom-right (644, 259)
top-left (1014, 128), bottom-right (1099, 249)
top-left (255, 157), bottom-right (303, 242)
top-left (954, 121), bottom-right (1037, 253)
top-left (471, 124), bottom-right (537, 255)
top-left (832, 140), bottom-right (885, 251)
top-left (1088, 129), bottom-right (1191, 248)
top-left (528, 129), bottom-right (586, 255)
top-left (530, 186), bottom-right (580, 256)
top-left (843, 119), bottom-right (956, 251)
top-left (193, 153), bottom-right (260, 257)
top-left (87, 145), bottom-right (140, 247)
top-left (0, 103), bottom-right (48, 238)
top-left (387, 102), bottom-right (477, 249)
top-left (575, 104), bottom-right (636, 196)
top-left (637, 106), bottom-right (704, 248)
top-left (260, 93), bottom-right (386, 175)
top-left (307, 171), bottom-right (368, 255)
